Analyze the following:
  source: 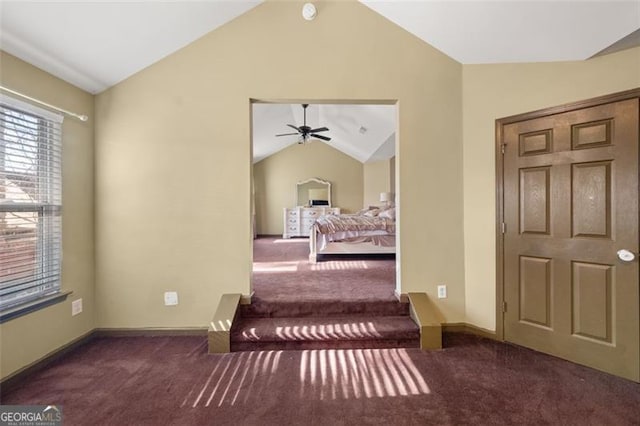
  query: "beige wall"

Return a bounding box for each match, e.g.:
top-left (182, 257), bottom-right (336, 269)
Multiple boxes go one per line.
top-left (2, 5), bottom-right (634, 373)
top-left (95, 0), bottom-right (465, 328)
top-left (363, 159), bottom-right (392, 207)
top-left (0, 52), bottom-right (95, 379)
top-left (1, 3), bottom-right (633, 374)
top-left (462, 47), bottom-right (640, 331)
top-left (254, 142), bottom-right (363, 235)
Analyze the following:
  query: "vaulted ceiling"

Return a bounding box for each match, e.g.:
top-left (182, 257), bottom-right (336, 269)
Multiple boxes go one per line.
top-left (252, 103), bottom-right (396, 164)
top-left (1, 1), bottom-right (638, 163)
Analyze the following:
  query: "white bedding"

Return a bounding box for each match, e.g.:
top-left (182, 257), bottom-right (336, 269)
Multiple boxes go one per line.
top-left (309, 211), bottom-right (396, 262)
top-left (315, 230), bottom-right (394, 251)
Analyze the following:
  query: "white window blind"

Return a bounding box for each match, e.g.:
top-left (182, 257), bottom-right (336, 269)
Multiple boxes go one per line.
top-left (0, 96), bottom-right (62, 311)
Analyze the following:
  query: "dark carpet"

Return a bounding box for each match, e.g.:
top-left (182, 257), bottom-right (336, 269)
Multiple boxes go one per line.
top-left (245, 236), bottom-right (402, 318)
top-left (2, 334), bottom-right (639, 425)
top-left (234, 236), bottom-right (413, 350)
top-left (231, 315), bottom-right (419, 351)
top-left (6, 237), bottom-right (635, 424)
top-left (251, 236), bottom-right (397, 303)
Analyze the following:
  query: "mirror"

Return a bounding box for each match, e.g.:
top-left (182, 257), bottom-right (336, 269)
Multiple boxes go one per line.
top-left (296, 177), bottom-right (331, 207)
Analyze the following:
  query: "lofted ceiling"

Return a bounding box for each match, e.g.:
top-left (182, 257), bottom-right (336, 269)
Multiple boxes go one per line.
top-left (0, 1), bottom-right (261, 94)
top-left (252, 103), bottom-right (396, 164)
top-left (360, 0), bottom-right (640, 64)
top-left (1, 0), bottom-right (638, 163)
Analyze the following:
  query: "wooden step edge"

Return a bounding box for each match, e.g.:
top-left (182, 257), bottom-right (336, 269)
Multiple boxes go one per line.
top-left (208, 293), bottom-right (242, 354)
top-left (407, 292), bottom-right (443, 350)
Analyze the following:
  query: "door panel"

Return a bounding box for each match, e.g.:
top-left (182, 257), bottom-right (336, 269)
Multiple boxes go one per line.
top-left (519, 255), bottom-right (552, 327)
top-left (520, 167), bottom-right (551, 234)
top-left (571, 261), bottom-right (612, 343)
top-left (572, 161), bottom-right (611, 238)
top-left (502, 98), bottom-right (639, 381)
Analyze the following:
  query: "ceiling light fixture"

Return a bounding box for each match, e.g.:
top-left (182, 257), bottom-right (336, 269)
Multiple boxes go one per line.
top-left (275, 104), bottom-right (331, 144)
top-left (302, 3), bottom-right (317, 21)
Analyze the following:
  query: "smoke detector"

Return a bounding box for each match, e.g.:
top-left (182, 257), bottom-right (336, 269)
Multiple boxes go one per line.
top-left (302, 3), bottom-right (317, 21)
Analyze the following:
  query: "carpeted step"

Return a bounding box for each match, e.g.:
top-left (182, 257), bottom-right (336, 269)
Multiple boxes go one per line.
top-left (231, 315), bottom-right (420, 351)
top-left (240, 299), bottom-right (410, 318)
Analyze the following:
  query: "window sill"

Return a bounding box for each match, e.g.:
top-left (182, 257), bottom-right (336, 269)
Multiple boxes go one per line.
top-left (0, 291), bottom-right (72, 324)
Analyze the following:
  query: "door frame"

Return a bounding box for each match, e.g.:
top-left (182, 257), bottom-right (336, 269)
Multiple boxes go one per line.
top-left (495, 88), bottom-right (640, 342)
top-left (249, 98), bottom-right (401, 299)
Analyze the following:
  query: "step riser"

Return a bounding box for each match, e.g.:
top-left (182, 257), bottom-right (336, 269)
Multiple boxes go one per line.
top-left (231, 314), bottom-right (419, 352)
top-left (235, 300), bottom-right (416, 352)
top-left (232, 339), bottom-right (420, 352)
top-left (241, 302), bottom-right (409, 318)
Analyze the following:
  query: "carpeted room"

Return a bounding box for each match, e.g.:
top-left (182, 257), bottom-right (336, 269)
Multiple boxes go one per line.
top-left (2, 1), bottom-right (640, 425)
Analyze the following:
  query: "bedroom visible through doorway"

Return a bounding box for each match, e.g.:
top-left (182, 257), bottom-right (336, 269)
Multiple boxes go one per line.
top-left (250, 101), bottom-right (398, 304)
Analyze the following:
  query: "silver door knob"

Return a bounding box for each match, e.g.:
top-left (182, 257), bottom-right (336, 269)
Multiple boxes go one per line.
top-left (617, 249), bottom-right (635, 262)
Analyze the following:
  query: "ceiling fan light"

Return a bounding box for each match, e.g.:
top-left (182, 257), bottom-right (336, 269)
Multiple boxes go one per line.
top-left (275, 104), bottom-right (329, 144)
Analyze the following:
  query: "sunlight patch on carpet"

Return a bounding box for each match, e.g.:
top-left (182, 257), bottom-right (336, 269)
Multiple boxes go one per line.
top-left (300, 348), bottom-right (430, 400)
top-left (272, 238), bottom-right (309, 244)
top-left (183, 348), bottom-right (429, 407)
top-left (272, 322), bottom-right (383, 341)
top-left (253, 261), bottom-right (299, 272)
top-left (310, 260), bottom-right (369, 271)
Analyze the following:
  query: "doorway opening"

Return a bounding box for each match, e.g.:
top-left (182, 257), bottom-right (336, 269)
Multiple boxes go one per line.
top-left (250, 100), bottom-right (399, 305)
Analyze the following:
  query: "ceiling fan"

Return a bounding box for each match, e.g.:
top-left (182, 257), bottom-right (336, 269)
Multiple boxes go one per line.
top-left (276, 104), bottom-right (331, 143)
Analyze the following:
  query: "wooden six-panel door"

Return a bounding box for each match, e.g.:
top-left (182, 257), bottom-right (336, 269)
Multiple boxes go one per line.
top-left (502, 96), bottom-right (639, 381)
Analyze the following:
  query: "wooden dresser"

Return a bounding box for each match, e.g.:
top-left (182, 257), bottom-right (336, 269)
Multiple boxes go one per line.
top-left (283, 206), bottom-right (340, 238)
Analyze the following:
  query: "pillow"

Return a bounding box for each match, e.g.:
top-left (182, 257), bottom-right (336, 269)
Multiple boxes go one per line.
top-left (363, 208), bottom-right (381, 217)
top-left (378, 207), bottom-right (396, 221)
top-left (356, 206), bottom-right (377, 215)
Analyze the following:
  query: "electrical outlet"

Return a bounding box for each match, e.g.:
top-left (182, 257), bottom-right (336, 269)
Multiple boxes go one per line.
top-left (71, 298), bottom-right (83, 316)
top-left (437, 285), bottom-right (447, 299)
top-left (164, 291), bottom-right (179, 306)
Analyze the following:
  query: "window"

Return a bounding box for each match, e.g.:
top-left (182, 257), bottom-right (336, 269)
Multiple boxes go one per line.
top-left (0, 96), bottom-right (62, 313)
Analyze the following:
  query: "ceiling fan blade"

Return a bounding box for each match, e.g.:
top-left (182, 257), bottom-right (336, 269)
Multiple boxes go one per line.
top-left (276, 132), bottom-right (300, 137)
top-left (311, 134), bottom-right (331, 141)
top-left (287, 124), bottom-right (301, 131)
top-left (309, 127), bottom-right (329, 133)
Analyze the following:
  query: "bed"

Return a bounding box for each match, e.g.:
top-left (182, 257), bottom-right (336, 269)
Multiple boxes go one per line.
top-left (308, 207), bottom-right (396, 263)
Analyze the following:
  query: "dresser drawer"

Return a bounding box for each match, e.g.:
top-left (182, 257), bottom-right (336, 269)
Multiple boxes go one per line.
top-left (301, 209), bottom-right (320, 219)
top-left (284, 206), bottom-right (339, 238)
top-left (301, 218), bottom-right (316, 229)
top-left (283, 226), bottom-right (300, 238)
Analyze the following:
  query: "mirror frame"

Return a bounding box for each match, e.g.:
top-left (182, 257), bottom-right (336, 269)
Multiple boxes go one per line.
top-left (296, 177), bottom-right (332, 207)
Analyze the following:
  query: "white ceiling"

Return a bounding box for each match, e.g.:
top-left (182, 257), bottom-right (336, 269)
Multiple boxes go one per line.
top-left (1, 0), bottom-right (638, 163)
top-left (0, 1), bottom-right (261, 94)
top-left (252, 104), bottom-right (396, 164)
top-left (361, 0), bottom-right (640, 64)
